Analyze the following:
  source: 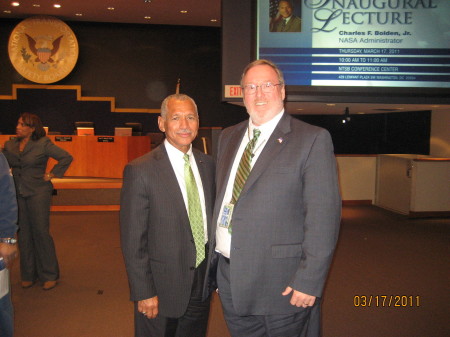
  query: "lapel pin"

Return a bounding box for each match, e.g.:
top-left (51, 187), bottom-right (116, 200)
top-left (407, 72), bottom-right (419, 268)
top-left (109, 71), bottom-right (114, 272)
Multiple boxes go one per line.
top-left (277, 138), bottom-right (283, 144)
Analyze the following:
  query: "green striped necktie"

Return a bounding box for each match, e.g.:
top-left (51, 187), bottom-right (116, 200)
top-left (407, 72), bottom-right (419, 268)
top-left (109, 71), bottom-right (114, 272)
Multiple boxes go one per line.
top-left (184, 154), bottom-right (205, 267)
top-left (228, 128), bottom-right (261, 233)
top-left (231, 129), bottom-right (261, 204)
top-left (232, 128), bottom-right (261, 203)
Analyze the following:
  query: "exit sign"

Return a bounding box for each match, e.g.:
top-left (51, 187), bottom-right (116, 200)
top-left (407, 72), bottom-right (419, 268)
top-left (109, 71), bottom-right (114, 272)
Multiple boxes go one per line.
top-left (224, 85), bottom-right (243, 98)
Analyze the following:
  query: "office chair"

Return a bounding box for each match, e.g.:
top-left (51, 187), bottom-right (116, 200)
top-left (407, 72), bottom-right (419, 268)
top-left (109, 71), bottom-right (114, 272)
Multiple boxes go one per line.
top-left (124, 122), bottom-right (143, 136)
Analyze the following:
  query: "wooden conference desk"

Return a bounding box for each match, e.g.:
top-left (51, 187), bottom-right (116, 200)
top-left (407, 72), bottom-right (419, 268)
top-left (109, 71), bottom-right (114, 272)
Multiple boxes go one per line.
top-left (0, 135), bottom-right (151, 178)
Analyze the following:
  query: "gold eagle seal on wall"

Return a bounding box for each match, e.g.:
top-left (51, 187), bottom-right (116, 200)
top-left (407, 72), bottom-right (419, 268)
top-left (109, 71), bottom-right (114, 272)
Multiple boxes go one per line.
top-left (8, 16), bottom-right (79, 84)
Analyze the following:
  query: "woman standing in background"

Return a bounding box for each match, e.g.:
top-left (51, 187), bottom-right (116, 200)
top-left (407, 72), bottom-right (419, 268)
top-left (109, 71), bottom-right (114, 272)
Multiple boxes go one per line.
top-left (3, 113), bottom-right (73, 290)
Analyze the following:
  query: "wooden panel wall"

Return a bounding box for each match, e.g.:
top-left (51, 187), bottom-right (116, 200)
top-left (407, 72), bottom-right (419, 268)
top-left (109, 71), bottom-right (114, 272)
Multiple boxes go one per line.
top-left (0, 135), bottom-right (151, 178)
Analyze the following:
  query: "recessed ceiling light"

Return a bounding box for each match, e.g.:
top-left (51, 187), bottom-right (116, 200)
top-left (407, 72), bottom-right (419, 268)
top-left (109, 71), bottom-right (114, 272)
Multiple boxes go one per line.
top-left (210, 19), bottom-right (218, 22)
top-left (326, 103), bottom-right (335, 106)
top-left (4, 10), bottom-right (12, 13)
top-left (32, 4), bottom-right (40, 7)
top-left (107, 7), bottom-right (115, 11)
top-left (54, 4), bottom-right (61, 8)
top-left (11, 2), bottom-right (20, 7)
top-left (180, 10), bottom-right (188, 14)
top-left (76, 13), bottom-right (83, 16)
top-left (144, 16), bottom-right (151, 20)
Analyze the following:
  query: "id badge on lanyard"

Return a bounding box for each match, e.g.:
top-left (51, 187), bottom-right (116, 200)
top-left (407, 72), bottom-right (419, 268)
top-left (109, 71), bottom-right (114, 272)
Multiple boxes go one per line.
top-left (218, 203), bottom-right (234, 230)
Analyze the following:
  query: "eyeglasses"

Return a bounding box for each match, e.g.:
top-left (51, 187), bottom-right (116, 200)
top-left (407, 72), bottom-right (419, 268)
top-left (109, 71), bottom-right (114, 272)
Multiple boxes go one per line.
top-left (242, 82), bottom-right (282, 95)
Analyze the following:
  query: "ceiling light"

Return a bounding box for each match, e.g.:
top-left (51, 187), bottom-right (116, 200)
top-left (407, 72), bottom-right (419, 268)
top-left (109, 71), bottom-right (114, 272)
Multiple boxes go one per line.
top-left (54, 4), bottom-right (61, 8)
top-left (76, 13), bottom-right (83, 16)
top-left (210, 19), bottom-right (218, 22)
top-left (144, 16), bottom-right (151, 19)
top-left (11, 2), bottom-right (20, 7)
top-left (107, 7), bottom-right (115, 11)
top-left (33, 4), bottom-right (40, 7)
top-left (180, 10), bottom-right (188, 14)
top-left (4, 10), bottom-right (12, 13)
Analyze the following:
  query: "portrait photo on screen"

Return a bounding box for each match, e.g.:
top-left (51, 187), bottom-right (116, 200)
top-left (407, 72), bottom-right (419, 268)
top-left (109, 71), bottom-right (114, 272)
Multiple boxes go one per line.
top-left (269, 0), bottom-right (302, 33)
top-left (257, 0), bottom-right (450, 88)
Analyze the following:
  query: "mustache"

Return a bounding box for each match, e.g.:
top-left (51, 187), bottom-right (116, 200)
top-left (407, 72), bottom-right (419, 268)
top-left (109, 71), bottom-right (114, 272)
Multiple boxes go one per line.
top-left (177, 129), bottom-right (192, 134)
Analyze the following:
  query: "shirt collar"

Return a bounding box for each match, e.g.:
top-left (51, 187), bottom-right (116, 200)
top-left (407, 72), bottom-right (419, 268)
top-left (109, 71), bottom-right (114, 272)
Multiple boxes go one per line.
top-left (248, 109), bottom-right (284, 138)
top-left (164, 139), bottom-right (193, 159)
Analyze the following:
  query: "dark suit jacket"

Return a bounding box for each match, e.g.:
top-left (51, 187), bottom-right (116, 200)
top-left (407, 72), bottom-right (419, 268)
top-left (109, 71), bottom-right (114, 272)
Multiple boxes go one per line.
top-left (207, 113), bottom-right (341, 315)
top-left (0, 152), bottom-right (18, 238)
top-left (3, 137), bottom-right (73, 197)
top-left (120, 143), bottom-right (215, 318)
top-left (271, 15), bottom-right (302, 32)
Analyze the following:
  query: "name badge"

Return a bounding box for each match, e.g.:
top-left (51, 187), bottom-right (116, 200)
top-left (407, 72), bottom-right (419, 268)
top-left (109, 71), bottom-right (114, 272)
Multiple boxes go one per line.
top-left (218, 203), bottom-right (234, 229)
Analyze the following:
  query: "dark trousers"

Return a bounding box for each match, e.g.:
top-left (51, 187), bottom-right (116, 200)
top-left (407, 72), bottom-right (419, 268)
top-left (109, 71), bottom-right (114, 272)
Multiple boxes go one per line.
top-left (18, 191), bottom-right (59, 282)
top-left (134, 255), bottom-right (210, 337)
top-left (217, 255), bottom-right (321, 337)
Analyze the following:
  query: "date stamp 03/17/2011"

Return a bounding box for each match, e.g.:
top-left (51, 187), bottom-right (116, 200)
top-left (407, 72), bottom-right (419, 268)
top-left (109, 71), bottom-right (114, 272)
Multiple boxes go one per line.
top-left (353, 295), bottom-right (421, 307)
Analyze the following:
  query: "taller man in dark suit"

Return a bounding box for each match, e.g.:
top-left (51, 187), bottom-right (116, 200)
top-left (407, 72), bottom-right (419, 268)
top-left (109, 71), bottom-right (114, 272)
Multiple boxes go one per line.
top-left (120, 94), bottom-right (215, 337)
top-left (208, 59), bottom-right (341, 337)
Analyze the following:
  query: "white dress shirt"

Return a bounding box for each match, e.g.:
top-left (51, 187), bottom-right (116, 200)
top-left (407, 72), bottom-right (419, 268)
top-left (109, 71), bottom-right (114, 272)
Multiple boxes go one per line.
top-left (164, 140), bottom-right (208, 243)
top-left (215, 110), bottom-right (284, 257)
top-left (283, 16), bottom-right (293, 25)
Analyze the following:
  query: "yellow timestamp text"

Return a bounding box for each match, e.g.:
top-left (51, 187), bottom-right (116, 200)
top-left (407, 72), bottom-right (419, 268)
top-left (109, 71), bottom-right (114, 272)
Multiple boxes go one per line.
top-left (353, 295), bottom-right (420, 307)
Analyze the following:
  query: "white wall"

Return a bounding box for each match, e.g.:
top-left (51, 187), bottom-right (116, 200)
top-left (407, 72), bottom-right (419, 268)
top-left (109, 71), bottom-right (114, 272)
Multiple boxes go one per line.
top-left (336, 156), bottom-right (377, 202)
top-left (430, 110), bottom-right (450, 157)
top-left (334, 110), bottom-right (449, 208)
top-left (374, 155), bottom-right (450, 214)
top-left (411, 161), bottom-right (450, 212)
top-left (375, 154), bottom-right (415, 214)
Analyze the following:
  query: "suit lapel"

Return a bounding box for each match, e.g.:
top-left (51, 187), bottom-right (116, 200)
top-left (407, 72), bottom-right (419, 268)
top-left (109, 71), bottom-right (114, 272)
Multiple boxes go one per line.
top-left (216, 123), bottom-right (247, 205)
top-left (10, 138), bottom-right (22, 157)
top-left (154, 144), bottom-right (189, 220)
top-left (193, 150), bottom-right (212, 223)
top-left (239, 113), bottom-right (292, 198)
top-left (286, 18), bottom-right (294, 31)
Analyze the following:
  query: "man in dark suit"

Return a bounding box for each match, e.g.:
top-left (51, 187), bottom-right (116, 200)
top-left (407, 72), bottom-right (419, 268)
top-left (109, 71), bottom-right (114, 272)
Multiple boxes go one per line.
top-left (120, 94), bottom-right (215, 337)
top-left (271, 1), bottom-right (302, 32)
top-left (0, 152), bottom-right (18, 337)
top-left (207, 59), bottom-right (341, 337)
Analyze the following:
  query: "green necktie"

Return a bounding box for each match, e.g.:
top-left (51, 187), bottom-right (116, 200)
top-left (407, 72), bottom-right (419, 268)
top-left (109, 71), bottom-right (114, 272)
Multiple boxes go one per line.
top-left (231, 128), bottom-right (261, 204)
top-left (184, 154), bottom-right (205, 267)
top-left (227, 129), bottom-right (261, 234)
top-left (281, 18), bottom-right (287, 31)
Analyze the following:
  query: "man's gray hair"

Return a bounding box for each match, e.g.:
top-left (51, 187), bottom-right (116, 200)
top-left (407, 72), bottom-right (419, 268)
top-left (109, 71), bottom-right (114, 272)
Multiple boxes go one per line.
top-left (240, 59), bottom-right (285, 87)
top-left (160, 94), bottom-right (198, 118)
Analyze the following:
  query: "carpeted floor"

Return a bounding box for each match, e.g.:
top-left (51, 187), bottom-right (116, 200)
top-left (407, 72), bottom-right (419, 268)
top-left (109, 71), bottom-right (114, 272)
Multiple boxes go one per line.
top-left (9, 206), bottom-right (449, 337)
